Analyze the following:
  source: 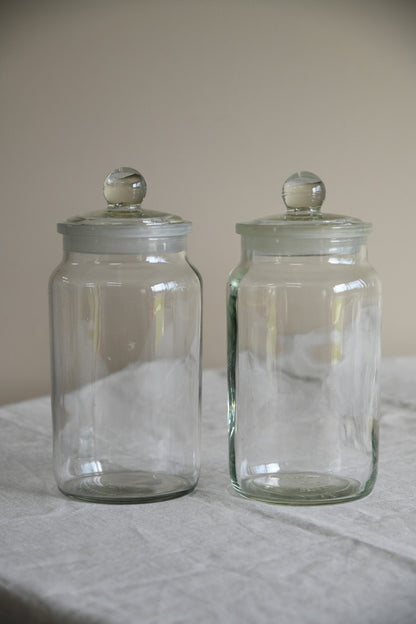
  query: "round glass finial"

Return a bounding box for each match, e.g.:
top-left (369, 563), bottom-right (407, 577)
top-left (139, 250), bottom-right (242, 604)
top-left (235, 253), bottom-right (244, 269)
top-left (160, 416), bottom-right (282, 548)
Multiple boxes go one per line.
top-left (103, 167), bottom-right (147, 206)
top-left (282, 171), bottom-right (325, 213)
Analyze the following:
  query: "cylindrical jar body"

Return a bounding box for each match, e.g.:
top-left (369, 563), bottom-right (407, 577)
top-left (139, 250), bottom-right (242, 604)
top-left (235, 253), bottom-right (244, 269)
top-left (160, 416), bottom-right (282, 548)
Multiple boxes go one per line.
top-left (227, 244), bottom-right (381, 504)
top-left (50, 248), bottom-right (201, 503)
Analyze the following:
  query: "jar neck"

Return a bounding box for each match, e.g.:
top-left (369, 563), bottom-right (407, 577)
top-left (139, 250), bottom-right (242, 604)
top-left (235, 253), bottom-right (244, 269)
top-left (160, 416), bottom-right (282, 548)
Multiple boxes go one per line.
top-left (240, 243), bottom-right (369, 265)
top-left (62, 249), bottom-right (189, 263)
top-left (61, 233), bottom-right (188, 255)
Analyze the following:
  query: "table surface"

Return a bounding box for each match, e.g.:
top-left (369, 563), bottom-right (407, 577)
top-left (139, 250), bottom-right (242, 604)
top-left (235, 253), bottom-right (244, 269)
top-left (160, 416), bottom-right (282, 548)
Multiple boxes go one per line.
top-left (1, 359), bottom-right (416, 624)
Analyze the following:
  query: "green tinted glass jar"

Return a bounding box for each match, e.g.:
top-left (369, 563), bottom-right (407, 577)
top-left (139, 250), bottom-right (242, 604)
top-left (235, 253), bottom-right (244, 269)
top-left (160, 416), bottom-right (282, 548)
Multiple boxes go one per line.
top-left (227, 172), bottom-right (381, 505)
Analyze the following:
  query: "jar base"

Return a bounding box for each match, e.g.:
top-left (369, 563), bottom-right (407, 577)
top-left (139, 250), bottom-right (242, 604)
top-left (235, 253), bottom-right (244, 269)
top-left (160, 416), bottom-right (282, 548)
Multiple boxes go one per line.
top-left (234, 471), bottom-right (371, 505)
top-left (59, 471), bottom-right (196, 504)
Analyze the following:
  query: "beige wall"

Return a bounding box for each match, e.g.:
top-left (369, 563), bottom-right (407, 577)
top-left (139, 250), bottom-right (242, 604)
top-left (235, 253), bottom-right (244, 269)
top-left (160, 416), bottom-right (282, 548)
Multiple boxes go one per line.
top-left (1, 0), bottom-right (415, 405)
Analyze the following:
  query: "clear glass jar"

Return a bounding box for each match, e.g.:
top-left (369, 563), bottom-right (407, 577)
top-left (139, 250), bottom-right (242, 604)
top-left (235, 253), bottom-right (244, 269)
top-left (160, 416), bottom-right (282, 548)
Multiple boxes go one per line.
top-left (227, 172), bottom-right (381, 505)
top-left (49, 168), bottom-right (202, 503)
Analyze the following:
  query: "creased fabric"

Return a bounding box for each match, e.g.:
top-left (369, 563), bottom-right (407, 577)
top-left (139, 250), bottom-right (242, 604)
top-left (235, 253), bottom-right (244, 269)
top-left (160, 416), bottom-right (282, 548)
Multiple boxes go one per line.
top-left (0, 360), bottom-right (415, 624)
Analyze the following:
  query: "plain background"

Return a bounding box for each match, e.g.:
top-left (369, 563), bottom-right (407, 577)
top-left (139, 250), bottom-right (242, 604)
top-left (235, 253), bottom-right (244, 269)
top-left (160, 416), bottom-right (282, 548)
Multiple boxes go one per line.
top-left (1, 0), bottom-right (415, 406)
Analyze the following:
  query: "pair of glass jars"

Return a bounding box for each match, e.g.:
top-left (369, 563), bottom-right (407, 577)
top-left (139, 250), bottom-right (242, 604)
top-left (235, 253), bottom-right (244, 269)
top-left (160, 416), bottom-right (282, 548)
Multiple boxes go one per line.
top-left (50, 168), bottom-right (381, 505)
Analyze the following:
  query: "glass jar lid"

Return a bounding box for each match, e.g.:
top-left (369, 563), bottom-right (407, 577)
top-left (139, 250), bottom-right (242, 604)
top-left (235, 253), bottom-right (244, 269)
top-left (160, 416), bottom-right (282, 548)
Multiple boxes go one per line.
top-left (236, 171), bottom-right (371, 255)
top-left (58, 167), bottom-right (191, 253)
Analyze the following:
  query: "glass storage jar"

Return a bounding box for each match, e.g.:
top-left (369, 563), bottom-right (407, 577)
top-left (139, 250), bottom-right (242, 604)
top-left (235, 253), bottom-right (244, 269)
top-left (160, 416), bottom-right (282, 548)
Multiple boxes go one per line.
top-left (49, 167), bottom-right (202, 503)
top-left (227, 171), bottom-right (381, 505)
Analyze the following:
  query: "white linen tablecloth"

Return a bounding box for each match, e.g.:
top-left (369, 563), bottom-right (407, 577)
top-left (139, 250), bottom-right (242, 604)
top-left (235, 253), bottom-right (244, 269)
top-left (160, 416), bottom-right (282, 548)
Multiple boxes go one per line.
top-left (0, 359), bottom-right (415, 624)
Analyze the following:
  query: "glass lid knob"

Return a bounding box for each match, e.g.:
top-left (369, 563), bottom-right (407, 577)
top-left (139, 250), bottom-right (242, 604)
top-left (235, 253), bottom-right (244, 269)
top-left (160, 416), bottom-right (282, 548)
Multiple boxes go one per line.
top-left (103, 167), bottom-right (147, 207)
top-left (282, 171), bottom-right (326, 214)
